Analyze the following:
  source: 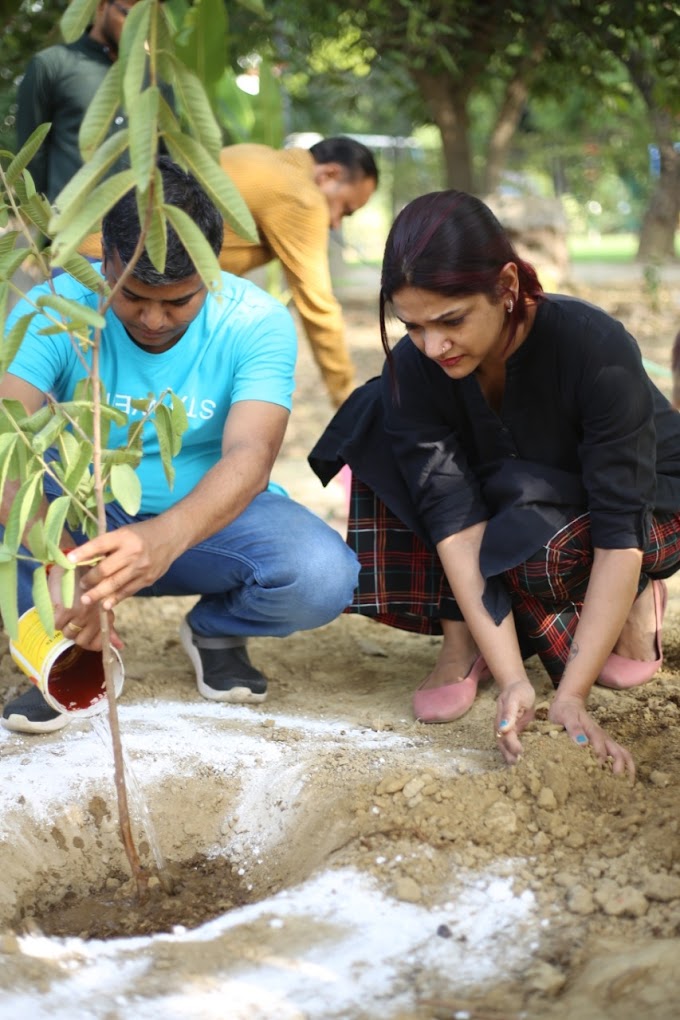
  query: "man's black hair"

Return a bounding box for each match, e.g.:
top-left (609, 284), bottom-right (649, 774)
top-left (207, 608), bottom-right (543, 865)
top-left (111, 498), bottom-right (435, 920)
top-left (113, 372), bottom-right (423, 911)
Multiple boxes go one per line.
top-left (309, 136), bottom-right (379, 185)
top-left (102, 156), bottom-right (224, 285)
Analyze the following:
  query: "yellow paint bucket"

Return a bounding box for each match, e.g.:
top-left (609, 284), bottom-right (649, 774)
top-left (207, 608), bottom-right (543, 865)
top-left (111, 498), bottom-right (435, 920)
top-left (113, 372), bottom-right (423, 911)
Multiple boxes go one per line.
top-left (9, 608), bottom-right (125, 716)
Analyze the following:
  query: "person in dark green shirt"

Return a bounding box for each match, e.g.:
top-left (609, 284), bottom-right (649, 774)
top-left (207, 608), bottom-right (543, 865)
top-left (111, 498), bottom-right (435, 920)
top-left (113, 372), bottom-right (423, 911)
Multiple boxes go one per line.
top-left (16, 0), bottom-right (138, 202)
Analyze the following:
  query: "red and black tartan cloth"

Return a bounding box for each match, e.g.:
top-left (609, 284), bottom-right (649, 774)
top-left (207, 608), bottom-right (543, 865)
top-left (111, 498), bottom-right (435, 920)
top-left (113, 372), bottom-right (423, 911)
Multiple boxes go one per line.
top-left (345, 477), bottom-right (680, 687)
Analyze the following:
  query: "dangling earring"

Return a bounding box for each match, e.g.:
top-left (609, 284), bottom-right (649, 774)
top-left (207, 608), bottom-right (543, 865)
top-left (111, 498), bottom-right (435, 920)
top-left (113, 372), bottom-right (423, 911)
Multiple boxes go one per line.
top-left (506, 298), bottom-right (514, 314)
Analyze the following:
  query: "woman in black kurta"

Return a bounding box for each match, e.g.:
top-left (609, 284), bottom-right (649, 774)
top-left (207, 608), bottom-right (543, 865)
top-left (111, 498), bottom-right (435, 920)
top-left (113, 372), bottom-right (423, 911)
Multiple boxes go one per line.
top-left (310, 190), bottom-right (680, 776)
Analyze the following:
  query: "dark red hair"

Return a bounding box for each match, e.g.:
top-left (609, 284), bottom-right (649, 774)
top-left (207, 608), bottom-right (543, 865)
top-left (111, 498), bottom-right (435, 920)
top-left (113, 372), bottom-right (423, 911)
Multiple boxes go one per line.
top-left (380, 190), bottom-right (544, 365)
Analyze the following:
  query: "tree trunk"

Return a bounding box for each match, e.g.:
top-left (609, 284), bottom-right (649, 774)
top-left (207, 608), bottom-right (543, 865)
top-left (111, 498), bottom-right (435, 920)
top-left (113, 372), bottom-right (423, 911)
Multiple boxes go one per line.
top-left (637, 138), bottom-right (680, 261)
top-left (411, 69), bottom-right (473, 192)
top-left (621, 47), bottom-right (680, 262)
top-left (482, 74), bottom-right (530, 195)
top-left (482, 36), bottom-right (549, 198)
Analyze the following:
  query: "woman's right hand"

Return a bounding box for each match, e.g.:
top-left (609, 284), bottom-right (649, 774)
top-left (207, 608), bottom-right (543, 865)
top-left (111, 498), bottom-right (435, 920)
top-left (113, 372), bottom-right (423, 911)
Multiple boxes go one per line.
top-left (549, 693), bottom-right (635, 779)
top-left (494, 678), bottom-right (536, 764)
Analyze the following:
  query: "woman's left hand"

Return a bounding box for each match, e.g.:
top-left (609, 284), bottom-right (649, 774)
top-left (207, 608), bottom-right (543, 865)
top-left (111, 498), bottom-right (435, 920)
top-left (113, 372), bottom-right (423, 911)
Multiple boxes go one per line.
top-left (549, 694), bottom-right (635, 780)
top-left (495, 679), bottom-right (536, 765)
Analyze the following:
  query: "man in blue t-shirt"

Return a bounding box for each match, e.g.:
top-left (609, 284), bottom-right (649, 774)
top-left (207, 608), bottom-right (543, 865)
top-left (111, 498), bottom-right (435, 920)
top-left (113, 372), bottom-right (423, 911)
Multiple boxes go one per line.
top-left (0, 157), bottom-right (359, 734)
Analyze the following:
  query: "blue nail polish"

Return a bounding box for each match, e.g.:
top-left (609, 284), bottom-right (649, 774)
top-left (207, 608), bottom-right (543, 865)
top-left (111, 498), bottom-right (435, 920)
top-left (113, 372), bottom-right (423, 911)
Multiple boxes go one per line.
top-left (499, 719), bottom-right (508, 728)
top-left (576, 734), bottom-right (588, 744)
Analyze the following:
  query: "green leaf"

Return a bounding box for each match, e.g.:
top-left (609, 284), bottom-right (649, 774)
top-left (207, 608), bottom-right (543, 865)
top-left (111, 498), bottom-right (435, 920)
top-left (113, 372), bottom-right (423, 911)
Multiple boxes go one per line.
top-left (19, 192), bottom-right (53, 234)
top-left (0, 431), bottom-right (17, 458)
top-left (59, 253), bottom-right (108, 293)
top-left (163, 201), bottom-right (222, 293)
top-left (165, 56), bottom-right (223, 161)
top-left (4, 124), bottom-right (52, 188)
top-left (120, 0), bottom-right (152, 108)
top-left (31, 415), bottom-right (68, 455)
top-left (62, 439), bottom-right (93, 494)
top-left (60, 563), bottom-right (76, 609)
top-left (26, 520), bottom-right (48, 562)
top-left (128, 86), bottom-right (160, 191)
top-left (213, 102), bottom-right (247, 153)
top-left (143, 186), bottom-right (168, 275)
top-left (79, 61), bottom-right (123, 162)
top-left (0, 407), bottom-right (18, 437)
top-left (4, 472), bottom-right (44, 554)
top-left (173, 0), bottom-right (226, 84)
top-left (158, 92), bottom-right (182, 136)
top-left (0, 312), bottom-right (32, 374)
top-left (129, 395), bottom-right (155, 413)
top-left (252, 59), bottom-right (284, 149)
top-left (60, 0), bottom-right (99, 43)
top-left (23, 170), bottom-right (37, 201)
top-left (0, 280), bottom-right (8, 342)
top-left (0, 248), bottom-right (36, 284)
top-left (0, 398), bottom-right (25, 435)
top-left (99, 403), bottom-right (129, 427)
top-left (56, 429), bottom-right (82, 466)
top-left (170, 391), bottom-right (189, 448)
top-left (156, 3), bottom-right (178, 80)
top-left (0, 232), bottom-right (20, 258)
top-left (0, 433), bottom-right (17, 504)
top-left (109, 462), bottom-right (142, 514)
top-left (47, 543), bottom-right (76, 571)
top-left (0, 454), bottom-right (17, 517)
top-left (152, 401), bottom-right (175, 488)
top-left (163, 130), bottom-right (257, 242)
top-left (50, 169), bottom-right (137, 267)
top-left (35, 294), bottom-right (106, 331)
top-left (35, 294), bottom-right (106, 332)
top-left (17, 404), bottom-right (52, 435)
top-left (101, 447), bottom-right (142, 467)
top-left (32, 565), bottom-right (55, 638)
top-left (8, 433), bottom-right (29, 485)
top-left (0, 559), bottom-right (18, 640)
top-left (50, 129), bottom-right (130, 232)
top-left (44, 495), bottom-right (72, 549)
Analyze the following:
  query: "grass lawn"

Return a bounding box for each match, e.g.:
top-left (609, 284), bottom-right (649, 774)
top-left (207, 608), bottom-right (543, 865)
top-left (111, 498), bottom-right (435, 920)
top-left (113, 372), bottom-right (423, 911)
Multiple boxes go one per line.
top-left (568, 231), bottom-right (680, 262)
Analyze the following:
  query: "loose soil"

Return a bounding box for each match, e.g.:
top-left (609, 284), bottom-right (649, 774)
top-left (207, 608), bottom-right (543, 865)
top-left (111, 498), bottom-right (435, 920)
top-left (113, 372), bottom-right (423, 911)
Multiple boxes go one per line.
top-left (0, 263), bottom-right (679, 1019)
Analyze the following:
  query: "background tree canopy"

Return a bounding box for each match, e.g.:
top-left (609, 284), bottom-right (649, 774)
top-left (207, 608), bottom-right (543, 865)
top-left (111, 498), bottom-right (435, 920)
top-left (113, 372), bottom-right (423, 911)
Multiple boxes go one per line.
top-left (0, 0), bottom-right (678, 259)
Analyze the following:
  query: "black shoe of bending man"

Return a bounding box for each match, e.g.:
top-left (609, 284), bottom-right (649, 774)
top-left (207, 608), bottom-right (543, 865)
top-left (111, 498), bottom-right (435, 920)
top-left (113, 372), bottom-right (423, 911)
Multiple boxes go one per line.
top-left (179, 618), bottom-right (268, 703)
top-left (2, 685), bottom-right (69, 734)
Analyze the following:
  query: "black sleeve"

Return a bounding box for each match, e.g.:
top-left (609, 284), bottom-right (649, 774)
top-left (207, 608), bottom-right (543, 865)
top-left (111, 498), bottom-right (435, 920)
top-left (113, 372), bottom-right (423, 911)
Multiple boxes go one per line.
top-left (383, 338), bottom-right (488, 545)
top-left (572, 313), bottom-right (655, 548)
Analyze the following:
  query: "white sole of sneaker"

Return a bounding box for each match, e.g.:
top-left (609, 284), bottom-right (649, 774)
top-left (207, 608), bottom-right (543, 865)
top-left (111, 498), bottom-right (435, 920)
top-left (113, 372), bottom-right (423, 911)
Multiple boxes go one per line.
top-left (179, 620), bottom-right (268, 705)
top-left (1, 712), bottom-right (70, 735)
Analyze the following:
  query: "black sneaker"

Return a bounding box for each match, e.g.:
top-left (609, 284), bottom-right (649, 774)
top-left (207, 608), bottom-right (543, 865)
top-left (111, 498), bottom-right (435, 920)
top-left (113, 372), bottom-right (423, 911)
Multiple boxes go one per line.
top-left (2, 686), bottom-right (70, 734)
top-left (179, 618), bottom-right (268, 704)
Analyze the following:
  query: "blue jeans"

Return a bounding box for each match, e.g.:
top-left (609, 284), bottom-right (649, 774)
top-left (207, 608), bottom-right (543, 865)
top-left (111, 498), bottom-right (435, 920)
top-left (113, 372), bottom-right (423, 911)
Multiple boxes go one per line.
top-left (13, 482), bottom-right (360, 639)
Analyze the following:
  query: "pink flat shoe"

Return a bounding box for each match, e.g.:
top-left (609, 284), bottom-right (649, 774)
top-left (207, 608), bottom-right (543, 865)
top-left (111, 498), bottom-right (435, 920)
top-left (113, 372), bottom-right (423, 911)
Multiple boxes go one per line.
top-left (598, 579), bottom-right (667, 690)
top-left (413, 655), bottom-right (490, 724)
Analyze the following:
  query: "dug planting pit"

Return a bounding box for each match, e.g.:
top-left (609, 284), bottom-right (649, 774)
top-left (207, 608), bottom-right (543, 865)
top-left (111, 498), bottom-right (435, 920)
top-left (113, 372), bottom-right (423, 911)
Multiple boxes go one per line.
top-left (1, 702), bottom-right (429, 939)
top-left (0, 698), bottom-right (552, 1019)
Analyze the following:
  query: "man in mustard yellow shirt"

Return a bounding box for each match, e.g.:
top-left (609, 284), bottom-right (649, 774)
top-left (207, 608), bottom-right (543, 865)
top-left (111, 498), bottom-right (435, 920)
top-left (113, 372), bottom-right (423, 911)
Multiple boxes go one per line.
top-left (219, 137), bottom-right (378, 407)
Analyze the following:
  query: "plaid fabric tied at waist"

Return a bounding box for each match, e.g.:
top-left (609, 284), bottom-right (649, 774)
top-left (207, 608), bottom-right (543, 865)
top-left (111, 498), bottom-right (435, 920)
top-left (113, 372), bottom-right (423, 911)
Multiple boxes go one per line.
top-left (345, 478), bottom-right (462, 634)
top-left (345, 477), bottom-right (680, 686)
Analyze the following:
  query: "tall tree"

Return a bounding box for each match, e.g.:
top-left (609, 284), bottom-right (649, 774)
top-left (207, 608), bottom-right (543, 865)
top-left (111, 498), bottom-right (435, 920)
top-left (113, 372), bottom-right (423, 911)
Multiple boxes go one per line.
top-left (239, 0), bottom-right (679, 257)
top-left (583, 1), bottom-right (680, 259)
